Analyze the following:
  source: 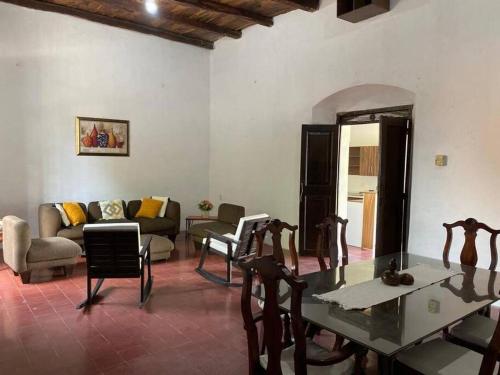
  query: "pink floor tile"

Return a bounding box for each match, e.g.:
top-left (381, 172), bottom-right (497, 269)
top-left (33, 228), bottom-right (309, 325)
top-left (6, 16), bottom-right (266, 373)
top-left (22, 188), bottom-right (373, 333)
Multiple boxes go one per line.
top-left (0, 232), bottom-right (372, 374)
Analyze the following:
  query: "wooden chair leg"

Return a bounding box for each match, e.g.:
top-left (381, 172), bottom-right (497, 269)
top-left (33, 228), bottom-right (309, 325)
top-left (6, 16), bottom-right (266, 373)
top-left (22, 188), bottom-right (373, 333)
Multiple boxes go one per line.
top-left (20, 271), bottom-right (31, 284)
top-left (196, 243), bottom-right (209, 271)
top-left (77, 277), bottom-right (104, 309)
top-left (139, 252), bottom-right (153, 308)
top-left (226, 257), bottom-right (232, 284)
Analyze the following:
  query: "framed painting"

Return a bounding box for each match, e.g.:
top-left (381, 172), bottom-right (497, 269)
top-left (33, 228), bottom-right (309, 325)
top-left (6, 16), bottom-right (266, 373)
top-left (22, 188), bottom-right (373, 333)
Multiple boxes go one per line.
top-left (76, 117), bottom-right (129, 156)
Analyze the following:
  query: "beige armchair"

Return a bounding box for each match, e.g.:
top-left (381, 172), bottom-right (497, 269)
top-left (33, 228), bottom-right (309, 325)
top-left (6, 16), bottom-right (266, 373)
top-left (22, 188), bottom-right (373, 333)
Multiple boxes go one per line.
top-left (3, 216), bottom-right (81, 283)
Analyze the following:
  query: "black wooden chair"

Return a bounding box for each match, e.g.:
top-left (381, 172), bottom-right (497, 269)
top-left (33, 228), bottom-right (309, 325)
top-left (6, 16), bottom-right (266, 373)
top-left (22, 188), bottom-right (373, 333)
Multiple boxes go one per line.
top-left (440, 218), bottom-right (500, 354)
top-left (77, 223), bottom-right (153, 309)
top-left (239, 255), bottom-right (364, 374)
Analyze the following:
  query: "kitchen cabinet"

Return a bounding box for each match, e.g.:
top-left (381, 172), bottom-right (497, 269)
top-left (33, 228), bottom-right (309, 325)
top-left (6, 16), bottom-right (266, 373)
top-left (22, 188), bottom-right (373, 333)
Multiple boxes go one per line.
top-left (362, 191), bottom-right (376, 249)
top-left (349, 146), bottom-right (379, 176)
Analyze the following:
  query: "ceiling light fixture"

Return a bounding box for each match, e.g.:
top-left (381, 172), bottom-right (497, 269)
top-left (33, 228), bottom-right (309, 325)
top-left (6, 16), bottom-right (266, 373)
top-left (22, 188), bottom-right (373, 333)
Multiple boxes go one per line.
top-left (145, 0), bottom-right (158, 15)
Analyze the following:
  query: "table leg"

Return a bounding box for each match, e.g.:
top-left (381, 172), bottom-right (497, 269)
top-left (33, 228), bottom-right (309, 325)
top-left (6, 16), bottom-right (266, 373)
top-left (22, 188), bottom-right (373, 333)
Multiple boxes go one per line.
top-left (185, 218), bottom-right (190, 241)
top-left (377, 354), bottom-right (394, 375)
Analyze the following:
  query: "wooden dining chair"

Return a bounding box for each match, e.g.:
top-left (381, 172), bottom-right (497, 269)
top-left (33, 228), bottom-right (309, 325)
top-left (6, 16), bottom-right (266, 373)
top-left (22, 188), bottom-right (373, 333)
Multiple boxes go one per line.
top-left (239, 255), bottom-right (365, 375)
top-left (395, 313), bottom-right (500, 375)
top-left (255, 219), bottom-right (299, 276)
top-left (442, 218), bottom-right (500, 270)
top-left (441, 218), bottom-right (500, 355)
top-left (316, 215), bottom-right (349, 271)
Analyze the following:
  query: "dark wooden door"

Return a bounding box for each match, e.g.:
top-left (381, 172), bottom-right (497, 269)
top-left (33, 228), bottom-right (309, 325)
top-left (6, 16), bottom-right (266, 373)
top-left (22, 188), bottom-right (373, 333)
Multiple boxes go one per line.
top-left (299, 125), bottom-right (339, 255)
top-left (375, 116), bottom-right (410, 257)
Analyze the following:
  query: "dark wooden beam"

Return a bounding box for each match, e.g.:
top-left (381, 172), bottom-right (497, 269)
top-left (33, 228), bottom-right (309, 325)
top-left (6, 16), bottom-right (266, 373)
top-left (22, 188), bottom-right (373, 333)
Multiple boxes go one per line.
top-left (270, 0), bottom-right (319, 11)
top-left (170, 0), bottom-right (274, 27)
top-left (161, 13), bottom-right (241, 39)
top-left (0, 0), bottom-right (214, 49)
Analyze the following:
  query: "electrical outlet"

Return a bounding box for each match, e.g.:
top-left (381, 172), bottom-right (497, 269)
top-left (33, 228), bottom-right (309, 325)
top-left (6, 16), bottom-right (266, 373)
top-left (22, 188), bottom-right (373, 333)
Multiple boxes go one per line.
top-left (435, 155), bottom-right (447, 167)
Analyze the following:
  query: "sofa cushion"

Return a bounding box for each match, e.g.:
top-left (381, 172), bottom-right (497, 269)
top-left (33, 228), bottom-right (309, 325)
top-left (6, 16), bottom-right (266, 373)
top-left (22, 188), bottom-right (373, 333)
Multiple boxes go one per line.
top-left (99, 200), bottom-right (126, 220)
top-left (127, 200), bottom-right (142, 218)
top-left (88, 201), bottom-right (127, 222)
top-left (63, 202), bottom-right (87, 226)
top-left (135, 198), bottom-right (163, 219)
top-left (132, 217), bottom-right (176, 234)
top-left (188, 221), bottom-right (237, 241)
top-left (57, 224), bottom-right (84, 241)
top-left (28, 237), bottom-right (81, 263)
top-left (141, 234), bottom-right (174, 261)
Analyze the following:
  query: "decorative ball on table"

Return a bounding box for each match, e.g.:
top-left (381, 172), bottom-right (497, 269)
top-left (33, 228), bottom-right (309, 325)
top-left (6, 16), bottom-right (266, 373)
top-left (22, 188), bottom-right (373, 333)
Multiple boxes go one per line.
top-left (198, 199), bottom-right (213, 218)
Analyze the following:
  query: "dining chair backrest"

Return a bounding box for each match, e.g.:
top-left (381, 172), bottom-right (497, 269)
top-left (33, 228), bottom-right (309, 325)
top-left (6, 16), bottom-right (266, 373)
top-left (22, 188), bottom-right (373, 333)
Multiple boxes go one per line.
top-left (239, 255), bottom-right (308, 375)
top-left (443, 218), bottom-right (500, 271)
top-left (83, 223), bottom-right (141, 278)
top-left (232, 214), bottom-right (270, 259)
top-left (316, 214), bottom-right (349, 271)
top-left (255, 219), bottom-right (299, 276)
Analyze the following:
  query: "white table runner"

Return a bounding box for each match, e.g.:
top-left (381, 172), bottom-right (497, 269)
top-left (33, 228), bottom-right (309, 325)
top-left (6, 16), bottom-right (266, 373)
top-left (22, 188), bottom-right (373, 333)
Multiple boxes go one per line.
top-left (313, 264), bottom-right (462, 310)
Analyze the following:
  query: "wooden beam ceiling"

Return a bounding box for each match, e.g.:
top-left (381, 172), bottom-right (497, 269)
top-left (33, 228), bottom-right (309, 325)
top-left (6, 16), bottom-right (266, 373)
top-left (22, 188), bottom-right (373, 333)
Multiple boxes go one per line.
top-left (161, 13), bottom-right (242, 39)
top-left (271, 0), bottom-right (318, 12)
top-left (1, 0), bottom-right (214, 49)
top-left (170, 0), bottom-right (274, 27)
top-left (0, 0), bottom-right (321, 49)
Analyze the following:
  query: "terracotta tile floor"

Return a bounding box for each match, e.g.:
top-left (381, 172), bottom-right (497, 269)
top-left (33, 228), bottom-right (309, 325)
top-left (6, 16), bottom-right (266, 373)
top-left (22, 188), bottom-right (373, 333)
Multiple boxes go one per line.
top-left (0, 235), bottom-right (372, 375)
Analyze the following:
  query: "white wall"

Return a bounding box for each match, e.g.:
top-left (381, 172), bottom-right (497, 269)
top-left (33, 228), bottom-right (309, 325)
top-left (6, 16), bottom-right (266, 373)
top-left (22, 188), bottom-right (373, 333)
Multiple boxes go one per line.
top-left (0, 3), bottom-right (210, 233)
top-left (349, 123), bottom-right (379, 147)
top-left (347, 123), bottom-right (379, 193)
top-left (209, 0), bottom-right (500, 268)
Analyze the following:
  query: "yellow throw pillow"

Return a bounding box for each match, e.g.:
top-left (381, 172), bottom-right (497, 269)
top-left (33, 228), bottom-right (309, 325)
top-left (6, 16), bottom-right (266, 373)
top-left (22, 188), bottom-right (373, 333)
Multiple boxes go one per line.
top-left (135, 198), bottom-right (163, 219)
top-left (62, 202), bottom-right (87, 226)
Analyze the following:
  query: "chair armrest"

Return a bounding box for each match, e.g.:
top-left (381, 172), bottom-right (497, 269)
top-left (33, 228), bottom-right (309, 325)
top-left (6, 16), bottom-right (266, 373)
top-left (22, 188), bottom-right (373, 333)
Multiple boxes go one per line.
top-left (38, 204), bottom-right (62, 238)
top-left (140, 235), bottom-right (152, 257)
top-left (165, 200), bottom-right (180, 234)
top-left (204, 230), bottom-right (239, 245)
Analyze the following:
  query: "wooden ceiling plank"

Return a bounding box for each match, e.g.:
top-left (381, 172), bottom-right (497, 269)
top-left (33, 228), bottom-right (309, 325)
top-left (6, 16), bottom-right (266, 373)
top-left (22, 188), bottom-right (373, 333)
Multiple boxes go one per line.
top-left (1, 0), bottom-right (214, 49)
top-left (161, 13), bottom-right (241, 38)
top-left (270, 0), bottom-right (319, 11)
top-left (169, 0), bottom-right (274, 27)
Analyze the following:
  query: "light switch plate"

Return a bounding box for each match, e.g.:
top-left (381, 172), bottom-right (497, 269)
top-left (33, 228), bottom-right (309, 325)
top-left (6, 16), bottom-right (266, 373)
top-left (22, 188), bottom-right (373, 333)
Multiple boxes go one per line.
top-left (435, 155), bottom-right (447, 167)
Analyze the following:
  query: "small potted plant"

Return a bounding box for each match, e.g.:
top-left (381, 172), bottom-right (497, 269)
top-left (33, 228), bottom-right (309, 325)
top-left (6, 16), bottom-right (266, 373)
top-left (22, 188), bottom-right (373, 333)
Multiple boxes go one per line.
top-left (198, 199), bottom-right (213, 217)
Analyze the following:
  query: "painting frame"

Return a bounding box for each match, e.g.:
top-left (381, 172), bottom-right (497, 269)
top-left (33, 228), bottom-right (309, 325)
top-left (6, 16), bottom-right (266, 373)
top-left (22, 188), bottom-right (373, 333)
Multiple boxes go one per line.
top-left (75, 116), bottom-right (130, 156)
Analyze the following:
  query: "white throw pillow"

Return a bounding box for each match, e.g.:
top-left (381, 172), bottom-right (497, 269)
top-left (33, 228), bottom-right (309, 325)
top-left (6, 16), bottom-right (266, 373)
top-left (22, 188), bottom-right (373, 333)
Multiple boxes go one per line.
top-left (99, 200), bottom-right (125, 220)
top-left (152, 196), bottom-right (169, 217)
top-left (55, 203), bottom-right (70, 226)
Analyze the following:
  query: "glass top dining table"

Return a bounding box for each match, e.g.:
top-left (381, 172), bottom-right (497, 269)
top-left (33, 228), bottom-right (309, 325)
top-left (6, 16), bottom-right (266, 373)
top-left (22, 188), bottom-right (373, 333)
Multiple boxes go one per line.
top-left (252, 252), bottom-right (500, 358)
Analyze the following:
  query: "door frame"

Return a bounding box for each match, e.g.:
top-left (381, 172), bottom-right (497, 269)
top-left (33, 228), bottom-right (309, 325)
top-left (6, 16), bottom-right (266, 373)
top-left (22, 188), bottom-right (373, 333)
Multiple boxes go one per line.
top-left (336, 105), bottom-right (413, 253)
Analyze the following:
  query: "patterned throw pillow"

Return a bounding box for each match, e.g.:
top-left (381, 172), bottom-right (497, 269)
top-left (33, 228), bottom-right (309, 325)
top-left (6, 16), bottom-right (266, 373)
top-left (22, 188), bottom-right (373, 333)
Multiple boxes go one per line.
top-left (99, 200), bottom-right (125, 220)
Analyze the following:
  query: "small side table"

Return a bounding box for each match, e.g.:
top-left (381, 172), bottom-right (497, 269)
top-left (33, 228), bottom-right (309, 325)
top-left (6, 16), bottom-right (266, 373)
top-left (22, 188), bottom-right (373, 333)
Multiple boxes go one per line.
top-left (185, 215), bottom-right (218, 240)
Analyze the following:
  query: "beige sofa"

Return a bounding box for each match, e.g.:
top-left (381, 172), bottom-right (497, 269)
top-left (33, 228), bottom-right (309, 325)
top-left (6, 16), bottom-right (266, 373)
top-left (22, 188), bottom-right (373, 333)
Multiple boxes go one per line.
top-left (39, 199), bottom-right (181, 245)
top-left (3, 216), bottom-right (81, 283)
